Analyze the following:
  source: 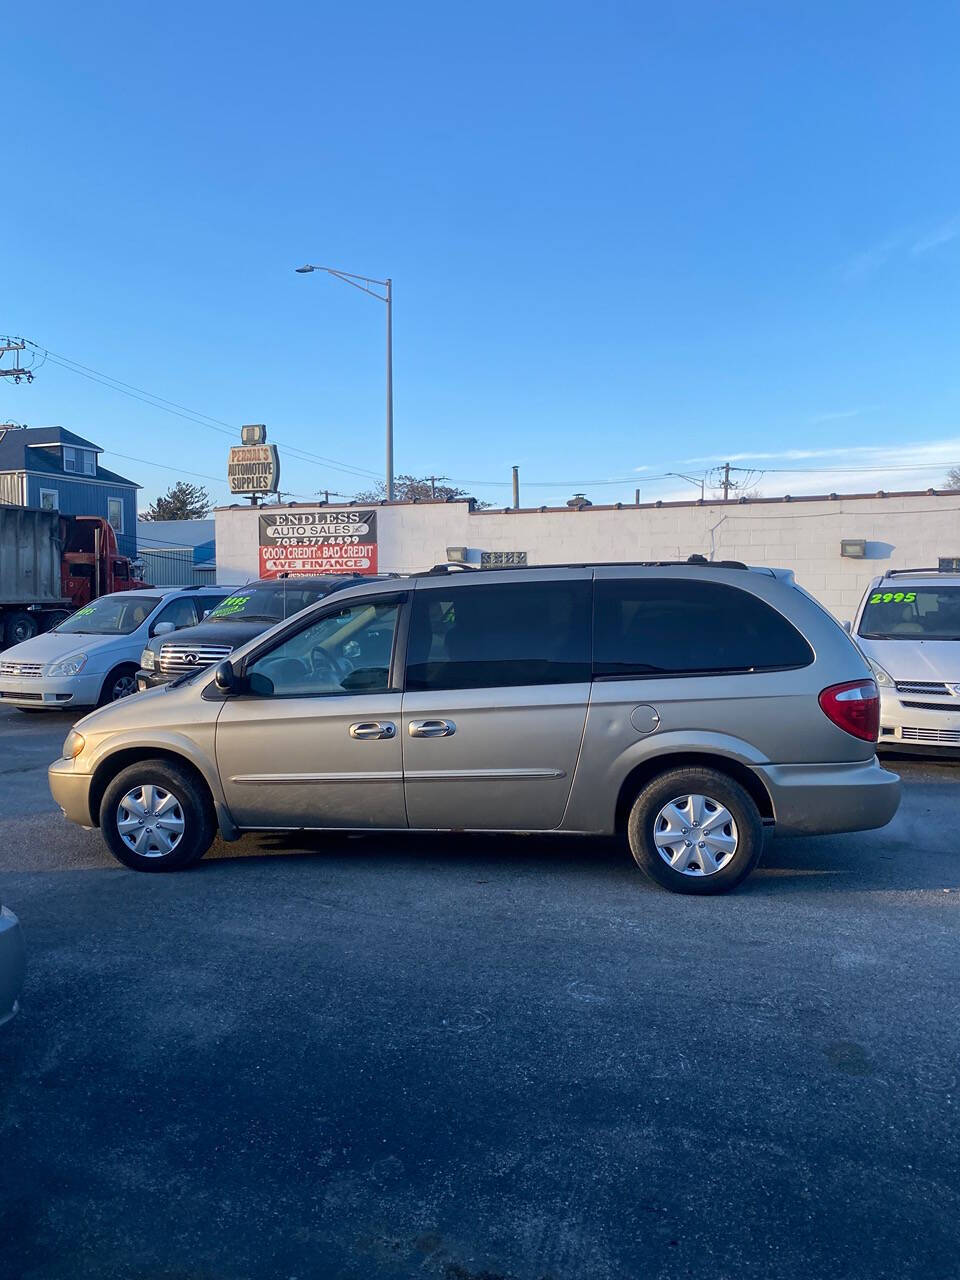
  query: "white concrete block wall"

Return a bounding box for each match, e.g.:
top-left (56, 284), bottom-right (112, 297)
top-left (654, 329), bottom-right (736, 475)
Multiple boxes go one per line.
top-left (216, 492), bottom-right (960, 622)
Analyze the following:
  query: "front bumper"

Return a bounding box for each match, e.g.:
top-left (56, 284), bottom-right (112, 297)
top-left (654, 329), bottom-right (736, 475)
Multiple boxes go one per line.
top-left (0, 670), bottom-right (103, 709)
top-left (136, 668), bottom-right (172, 693)
top-left (0, 906), bottom-right (26, 1027)
top-left (755, 758), bottom-right (901, 837)
top-left (48, 756), bottom-right (96, 828)
top-left (877, 690), bottom-right (960, 751)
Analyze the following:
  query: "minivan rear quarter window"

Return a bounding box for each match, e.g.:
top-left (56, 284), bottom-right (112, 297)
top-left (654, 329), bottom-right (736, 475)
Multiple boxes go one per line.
top-left (406, 580), bottom-right (592, 691)
top-left (594, 578), bottom-right (813, 677)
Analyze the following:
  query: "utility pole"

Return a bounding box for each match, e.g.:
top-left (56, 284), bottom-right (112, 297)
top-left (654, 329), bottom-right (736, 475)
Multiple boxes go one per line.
top-left (385, 278), bottom-right (393, 500)
top-left (295, 265), bottom-right (394, 501)
top-left (0, 338), bottom-right (35, 383)
top-left (512, 466), bottom-right (520, 509)
top-left (722, 462), bottom-right (731, 501)
top-left (424, 475), bottom-right (443, 499)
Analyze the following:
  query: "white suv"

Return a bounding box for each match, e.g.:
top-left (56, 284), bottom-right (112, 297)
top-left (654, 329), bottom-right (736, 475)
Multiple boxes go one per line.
top-left (852, 570), bottom-right (960, 751)
top-left (0, 587), bottom-right (231, 712)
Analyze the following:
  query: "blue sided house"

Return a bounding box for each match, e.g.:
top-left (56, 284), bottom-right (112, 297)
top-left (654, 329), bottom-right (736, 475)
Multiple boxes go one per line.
top-left (0, 425), bottom-right (140, 558)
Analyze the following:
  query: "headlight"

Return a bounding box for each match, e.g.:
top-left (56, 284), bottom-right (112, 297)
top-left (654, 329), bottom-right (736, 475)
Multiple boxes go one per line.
top-left (140, 648), bottom-right (156, 671)
top-left (63, 730), bottom-right (85, 759)
top-left (47, 653), bottom-right (88, 678)
top-left (867, 659), bottom-right (895, 688)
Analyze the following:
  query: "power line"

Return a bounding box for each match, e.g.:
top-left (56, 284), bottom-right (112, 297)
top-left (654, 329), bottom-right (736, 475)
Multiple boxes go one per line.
top-left (99, 450), bottom-right (316, 503)
top-left (27, 342), bottom-right (384, 482)
top-left (18, 341), bottom-right (960, 494)
top-left (728, 461), bottom-right (960, 476)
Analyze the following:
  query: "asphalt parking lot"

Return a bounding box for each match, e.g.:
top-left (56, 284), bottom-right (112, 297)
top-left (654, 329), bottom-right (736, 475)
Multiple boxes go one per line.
top-left (1, 705), bottom-right (958, 1280)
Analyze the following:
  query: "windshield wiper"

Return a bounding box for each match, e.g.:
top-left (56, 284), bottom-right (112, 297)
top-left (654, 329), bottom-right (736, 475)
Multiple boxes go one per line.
top-left (211, 613), bottom-right (278, 623)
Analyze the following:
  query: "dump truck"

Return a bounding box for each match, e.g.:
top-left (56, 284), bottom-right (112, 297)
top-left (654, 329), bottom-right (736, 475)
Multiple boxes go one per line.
top-left (0, 504), bottom-right (148, 647)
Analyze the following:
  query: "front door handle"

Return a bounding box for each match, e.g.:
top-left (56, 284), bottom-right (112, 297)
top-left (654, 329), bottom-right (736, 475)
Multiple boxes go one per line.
top-left (408, 719), bottom-right (456, 738)
top-left (349, 721), bottom-right (397, 740)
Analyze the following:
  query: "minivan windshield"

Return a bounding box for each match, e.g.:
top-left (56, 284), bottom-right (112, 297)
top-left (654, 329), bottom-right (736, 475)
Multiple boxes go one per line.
top-left (859, 586), bottom-right (960, 640)
top-left (55, 594), bottom-right (160, 635)
top-left (206, 583), bottom-right (333, 623)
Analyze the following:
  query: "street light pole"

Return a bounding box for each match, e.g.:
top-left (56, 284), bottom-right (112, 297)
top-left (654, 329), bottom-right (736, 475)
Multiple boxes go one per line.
top-left (296, 263), bottom-right (394, 501)
top-left (385, 277), bottom-right (393, 501)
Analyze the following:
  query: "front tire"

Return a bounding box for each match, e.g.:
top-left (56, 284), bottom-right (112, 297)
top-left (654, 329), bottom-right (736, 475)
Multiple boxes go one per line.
top-left (627, 766), bottom-right (763, 895)
top-left (100, 760), bottom-right (215, 872)
top-left (98, 664), bottom-right (139, 706)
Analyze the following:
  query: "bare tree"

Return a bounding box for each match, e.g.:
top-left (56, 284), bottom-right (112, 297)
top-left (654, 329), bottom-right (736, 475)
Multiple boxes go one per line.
top-left (946, 467), bottom-right (960, 490)
top-left (354, 474), bottom-right (490, 507)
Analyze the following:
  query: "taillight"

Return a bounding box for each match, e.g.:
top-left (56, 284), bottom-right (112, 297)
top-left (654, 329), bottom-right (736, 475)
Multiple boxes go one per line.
top-left (818, 679), bottom-right (880, 742)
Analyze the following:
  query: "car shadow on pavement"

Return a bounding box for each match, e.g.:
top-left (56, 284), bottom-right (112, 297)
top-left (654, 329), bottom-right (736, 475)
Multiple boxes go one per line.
top-left (195, 816), bottom-right (960, 896)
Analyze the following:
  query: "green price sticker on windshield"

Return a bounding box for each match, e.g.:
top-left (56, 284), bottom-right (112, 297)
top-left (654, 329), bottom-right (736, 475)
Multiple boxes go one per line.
top-left (868, 591), bottom-right (916, 605)
top-left (210, 595), bottom-right (250, 617)
top-left (73, 606), bottom-right (96, 617)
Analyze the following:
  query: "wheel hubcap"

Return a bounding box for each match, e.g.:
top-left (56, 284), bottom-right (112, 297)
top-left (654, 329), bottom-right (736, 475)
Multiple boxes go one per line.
top-left (116, 785), bottom-right (185, 857)
top-left (112, 674), bottom-right (136, 700)
top-left (653, 793), bottom-right (739, 876)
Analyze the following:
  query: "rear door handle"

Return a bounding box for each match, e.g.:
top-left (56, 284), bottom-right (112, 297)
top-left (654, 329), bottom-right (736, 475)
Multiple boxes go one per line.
top-left (349, 721), bottom-right (397, 740)
top-left (408, 719), bottom-right (456, 738)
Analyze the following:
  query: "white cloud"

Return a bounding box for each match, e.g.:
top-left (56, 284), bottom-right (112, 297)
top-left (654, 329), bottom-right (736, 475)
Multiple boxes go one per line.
top-left (807, 407), bottom-right (877, 424)
top-left (911, 218), bottom-right (960, 255)
top-left (677, 437), bottom-right (960, 469)
top-left (650, 437), bottom-right (960, 501)
top-left (843, 215), bottom-right (960, 278)
top-left (844, 235), bottom-right (902, 280)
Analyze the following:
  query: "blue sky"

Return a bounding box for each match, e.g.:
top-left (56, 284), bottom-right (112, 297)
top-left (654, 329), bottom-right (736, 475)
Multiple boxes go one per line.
top-left (5, 1), bottom-right (960, 509)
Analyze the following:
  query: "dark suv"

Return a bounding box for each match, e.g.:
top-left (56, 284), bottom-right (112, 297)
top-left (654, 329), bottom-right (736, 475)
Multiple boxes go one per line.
top-left (136, 576), bottom-right (367, 691)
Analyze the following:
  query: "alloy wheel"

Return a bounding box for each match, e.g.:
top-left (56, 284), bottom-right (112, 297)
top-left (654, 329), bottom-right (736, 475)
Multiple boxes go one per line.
top-left (110, 673), bottom-right (137, 700)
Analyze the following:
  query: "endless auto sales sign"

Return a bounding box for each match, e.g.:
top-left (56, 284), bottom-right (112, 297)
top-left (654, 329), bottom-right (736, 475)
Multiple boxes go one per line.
top-left (258, 510), bottom-right (379, 577)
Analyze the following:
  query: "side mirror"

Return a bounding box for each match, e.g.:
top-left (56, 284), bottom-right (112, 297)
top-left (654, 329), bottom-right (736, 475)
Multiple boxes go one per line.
top-left (152, 621), bottom-right (176, 637)
top-left (842, 620), bottom-right (852, 634)
top-left (214, 660), bottom-right (238, 693)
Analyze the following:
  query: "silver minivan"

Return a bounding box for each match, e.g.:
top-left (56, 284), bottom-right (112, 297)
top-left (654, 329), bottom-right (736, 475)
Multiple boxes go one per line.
top-left (48, 563), bottom-right (900, 894)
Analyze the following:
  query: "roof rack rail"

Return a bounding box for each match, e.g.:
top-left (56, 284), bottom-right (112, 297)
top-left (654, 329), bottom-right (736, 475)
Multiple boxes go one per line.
top-left (412, 557), bottom-right (756, 576)
top-left (423, 562), bottom-right (481, 575)
top-left (884, 567), bottom-right (942, 577)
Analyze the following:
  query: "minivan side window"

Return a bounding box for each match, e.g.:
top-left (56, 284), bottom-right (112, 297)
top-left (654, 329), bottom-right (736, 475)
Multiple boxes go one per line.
top-left (593, 579), bottom-right (813, 677)
top-left (246, 600), bottom-right (400, 697)
top-left (406, 580), bottom-right (592, 692)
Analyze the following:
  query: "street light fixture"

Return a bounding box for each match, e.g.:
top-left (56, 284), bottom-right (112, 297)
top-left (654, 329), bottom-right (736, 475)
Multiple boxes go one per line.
top-left (668, 471), bottom-right (706, 500)
top-left (296, 264), bottom-right (394, 501)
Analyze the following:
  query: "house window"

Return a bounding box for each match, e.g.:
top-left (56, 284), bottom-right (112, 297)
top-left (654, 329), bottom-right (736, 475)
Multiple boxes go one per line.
top-left (63, 446), bottom-right (97, 476)
top-left (39, 488), bottom-right (60, 512)
top-left (108, 498), bottom-right (124, 534)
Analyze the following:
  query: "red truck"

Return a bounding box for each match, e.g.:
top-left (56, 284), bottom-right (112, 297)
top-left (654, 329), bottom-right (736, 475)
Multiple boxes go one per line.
top-left (0, 504), bottom-right (149, 647)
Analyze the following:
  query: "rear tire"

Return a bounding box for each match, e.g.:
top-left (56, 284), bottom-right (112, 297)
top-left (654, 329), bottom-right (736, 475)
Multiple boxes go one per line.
top-left (100, 760), bottom-right (215, 872)
top-left (4, 611), bottom-right (38, 646)
top-left (626, 766), bottom-right (763, 895)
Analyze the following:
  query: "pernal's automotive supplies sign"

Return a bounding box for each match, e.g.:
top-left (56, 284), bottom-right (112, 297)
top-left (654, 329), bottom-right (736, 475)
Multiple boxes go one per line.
top-left (228, 444), bottom-right (280, 494)
top-left (258, 510), bottom-right (379, 577)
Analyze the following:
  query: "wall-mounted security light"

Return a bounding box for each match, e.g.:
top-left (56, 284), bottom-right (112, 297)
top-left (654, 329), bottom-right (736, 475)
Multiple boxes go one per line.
top-left (841, 539), bottom-right (866, 559)
top-left (446, 546), bottom-right (469, 563)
